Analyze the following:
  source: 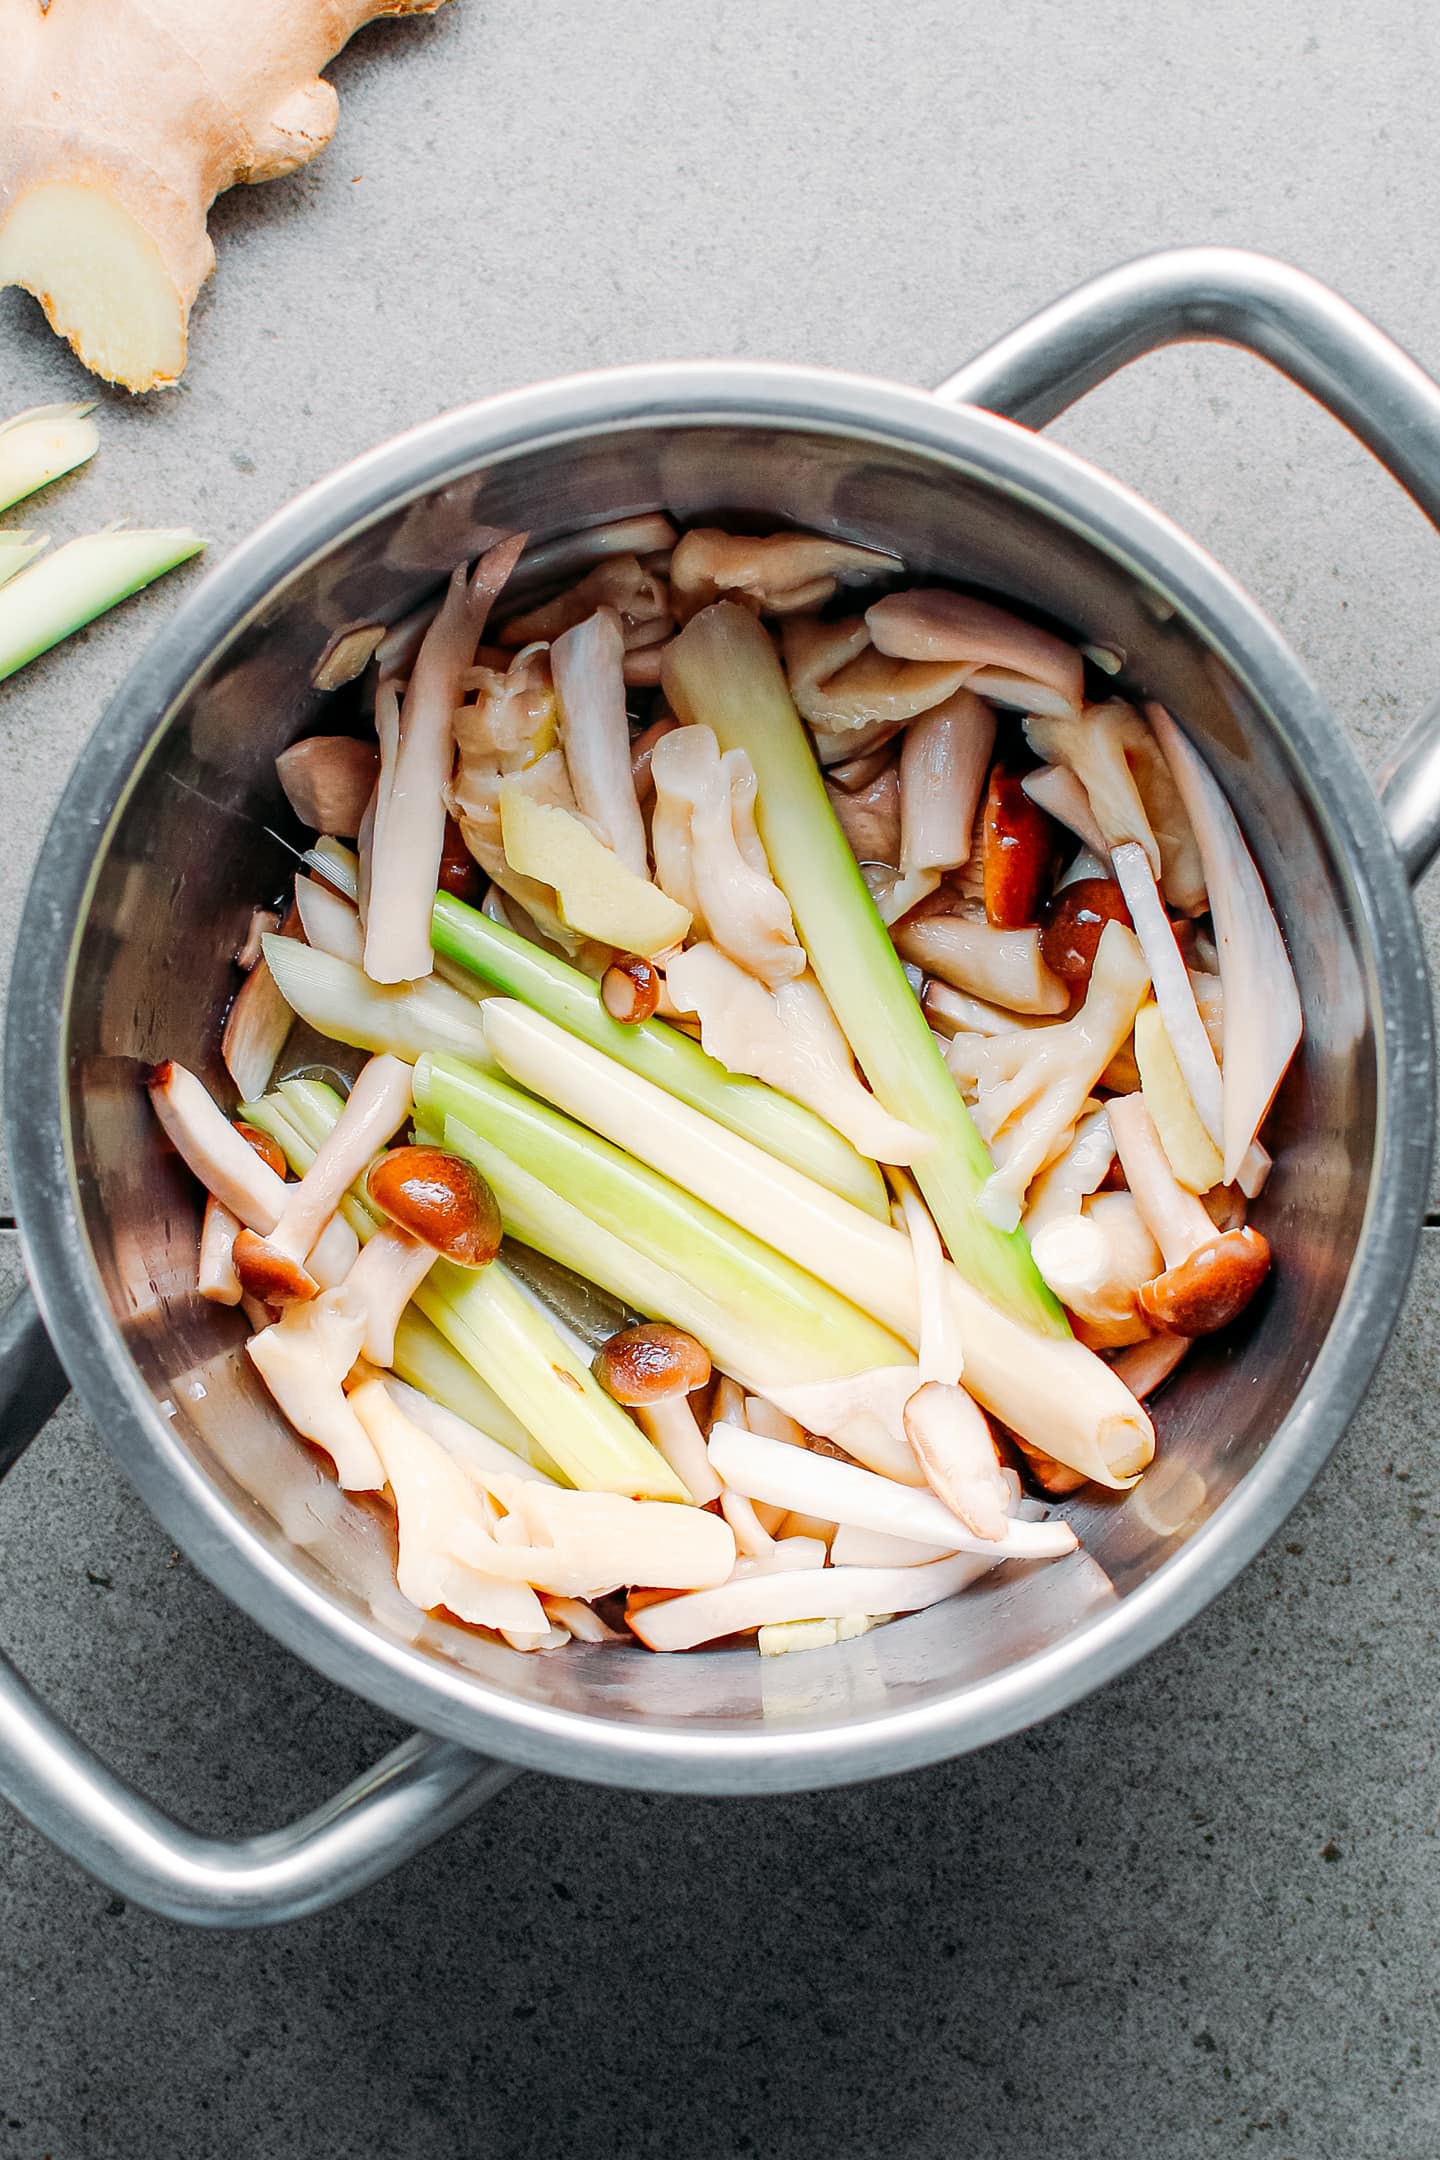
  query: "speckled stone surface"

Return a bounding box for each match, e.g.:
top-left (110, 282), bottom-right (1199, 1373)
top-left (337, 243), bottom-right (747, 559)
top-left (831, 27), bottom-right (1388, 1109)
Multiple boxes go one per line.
top-left (0, 5), bottom-right (1438, 2156)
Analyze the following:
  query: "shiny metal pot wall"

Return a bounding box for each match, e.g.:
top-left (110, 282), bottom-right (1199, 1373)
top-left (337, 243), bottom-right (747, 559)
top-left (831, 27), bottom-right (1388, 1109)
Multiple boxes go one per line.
top-left (3, 250), bottom-right (1439, 1927)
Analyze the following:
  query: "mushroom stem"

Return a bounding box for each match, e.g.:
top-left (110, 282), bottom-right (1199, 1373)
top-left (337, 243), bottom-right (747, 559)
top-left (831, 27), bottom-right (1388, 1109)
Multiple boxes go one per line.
top-left (636, 1396), bottom-right (723, 1505)
top-left (1107, 1093), bottom-right (1215, 1268)
top-left (246, 1054), bottom-right (414, 1277)
top-left (340, 1224), bottom-right (438, 1367)
top-left (197, 1197), bottom-right (243, 1305)
top-left (899, 690), bottom-right (995, 875)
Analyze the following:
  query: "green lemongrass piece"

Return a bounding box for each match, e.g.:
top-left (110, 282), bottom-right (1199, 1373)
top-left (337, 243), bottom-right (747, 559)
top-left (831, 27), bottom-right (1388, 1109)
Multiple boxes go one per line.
top-left (480, 996), bottom-right (916, 1344)
top-left (247, 1080), bottom-right (557, 1476)
top-left (662, 602), bottom-right (1067, 1335)
top-left (430, 889), bottom-right (888, 1218)
top-left (416, 1053), bottom-right (910, 1389)
top-left (0, 402), bottom-right (98, 512)
top-left (262, 935), bottom-right (495, 1066)
top-left (0, 534), bottom-right (48, 590)
top-left (0, 527), bottom-right (205, 684)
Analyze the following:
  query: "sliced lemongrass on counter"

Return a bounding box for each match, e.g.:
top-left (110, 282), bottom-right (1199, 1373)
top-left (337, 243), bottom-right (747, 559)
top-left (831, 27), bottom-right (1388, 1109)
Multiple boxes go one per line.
top-left (0, 527), bottom-right (205, 683)
top-left (661, 600), bottom-right (1067, 1335)
top-left (261, 935), bottom-right (495, 1067)
top-left (430, 887), bottom-right (889, 1218)
top-left (0, 533), bottom-right (48, 590)
top-left (0, 401), bottom-right (98, 511)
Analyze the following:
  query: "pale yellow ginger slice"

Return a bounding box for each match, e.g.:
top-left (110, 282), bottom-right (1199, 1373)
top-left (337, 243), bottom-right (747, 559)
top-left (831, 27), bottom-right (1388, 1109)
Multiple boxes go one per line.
top-left (0, 0), bottom-right (450, 391)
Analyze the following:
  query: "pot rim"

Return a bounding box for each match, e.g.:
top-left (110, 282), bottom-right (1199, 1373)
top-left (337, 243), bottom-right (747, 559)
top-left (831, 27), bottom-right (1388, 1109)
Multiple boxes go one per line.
top-left (7, 360), bottom-right (1431, 1794)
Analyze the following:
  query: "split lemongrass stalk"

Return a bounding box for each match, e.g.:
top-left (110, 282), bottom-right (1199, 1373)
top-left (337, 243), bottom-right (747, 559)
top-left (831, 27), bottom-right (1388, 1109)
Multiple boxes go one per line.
top-left (417, 1051), bottom-right (913, 1410)
top-left (0, 534), bottom-right (47, 590)
top-left (1148, 704), bottom-right (1302, 1180)
top-left (0, 401), bottom-right (98, 511)
top-left (0, 527), bottom-right (204, 683)
top-left (256, 1077), bottom-right (674, 1496)
top-left (455, 1013), bottom-right (1153, 1486)
top-left (430, 888), bottom-right (889, 1218)
top-left (662, 602), bottom-right (1066, 1335)
top-left (708, 1422), bottom-right (1075, 1561)
top-left (262, 935), bottom-right (495, 1067)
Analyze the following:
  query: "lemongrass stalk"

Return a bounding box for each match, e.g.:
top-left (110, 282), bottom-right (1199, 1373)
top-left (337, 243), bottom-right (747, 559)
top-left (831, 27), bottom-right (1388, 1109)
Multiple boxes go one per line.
top-left (0, 534), bottom-right (47, 590)
top-left (416, 1053), bottom-right (909, 1390)
top-left (662, 602), bottom-right (1066, 1334)
top-left (0, 401), bottom-right (98, 511)
top-left (0, 528), bottom-right (205, 683)
top-left (436, 1015), bottom-right (1153, 1486)
top-left (430, 889), bottom-right (888, 1218)
top-left (262, 935), bottom-right (495, 1066)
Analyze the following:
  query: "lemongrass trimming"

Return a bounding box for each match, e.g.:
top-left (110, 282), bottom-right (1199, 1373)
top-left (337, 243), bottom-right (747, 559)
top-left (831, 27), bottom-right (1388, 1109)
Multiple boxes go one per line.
top-left (0, 527), bottom-right (204, 683)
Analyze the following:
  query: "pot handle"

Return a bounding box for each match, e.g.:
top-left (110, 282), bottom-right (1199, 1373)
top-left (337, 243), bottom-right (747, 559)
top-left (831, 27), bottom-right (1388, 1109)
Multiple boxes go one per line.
top-left (0, 1278), bottom-right (515, 1927)
top-left (934, 244), bottom-right (1440, 884)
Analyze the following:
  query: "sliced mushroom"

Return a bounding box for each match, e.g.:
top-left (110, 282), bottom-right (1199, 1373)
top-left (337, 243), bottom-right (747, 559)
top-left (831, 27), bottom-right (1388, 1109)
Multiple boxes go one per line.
top-left (198, 1197), bottom-right (243, 1306)
top-left (1107, 1093), bottom-right (1271, 1335)
top-left (1029, 1190), bottom-right (1161, 1340)
top-left (951, 919), bottom-right (1151, 1231)
top-left (551, 606), bottom-right (649, 875)
top-left (232, 1054), bottom-right (413, 1304)
top-left (899, 690), bottom-right (995, 879)
top-left (893, 909), bottom-right (1069, 1016)
top-left (147, 1061), bottom-right (356, 1288)
top-left (670, 528), bottom-right (899, 623)
top-left (782, 615), bottom-right (969, 734)
top-left (500, 553), bottom-right (672, 652)
top-left (594, 1321), bottom-right (720, 1505)
top-left (275, 736), bottom-right (381, 839)
top-left (866, 590), bottom-right (1085, 718)
top-left (982, 765), bottom-right (1057, 929)
top-left (246, 1293), bottom-right (384, 1492)
top-left (826, 759), bottom-right (901, 865)
top-left (650, 726), bottom-right (804, 986)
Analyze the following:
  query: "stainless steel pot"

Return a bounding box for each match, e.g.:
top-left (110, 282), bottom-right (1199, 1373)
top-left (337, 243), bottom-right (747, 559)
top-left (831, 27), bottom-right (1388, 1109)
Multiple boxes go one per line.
top-left (4, 248), bottom-right (1439, 1928)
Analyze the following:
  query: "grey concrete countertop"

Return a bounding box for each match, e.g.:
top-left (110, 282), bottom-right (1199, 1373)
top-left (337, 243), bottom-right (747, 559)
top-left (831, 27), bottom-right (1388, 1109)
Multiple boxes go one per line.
top-left (1, 5), bottom-right (1438, 2155)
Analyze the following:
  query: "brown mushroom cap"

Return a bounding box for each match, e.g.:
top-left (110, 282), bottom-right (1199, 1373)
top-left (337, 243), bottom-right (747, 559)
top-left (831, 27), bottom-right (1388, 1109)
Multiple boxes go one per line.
top-left (1138, 1225), bottom-right (1271, 1336)
top-left (594, 1322), bottom-right (712, 1406)
top-left (235, 1120), bottom-right (288, 1180)
top-left (232, 1229), bottom-right (319, 1306)
top-left (601, 955), bottom-right (660, 1025)
top-left (366, 1146), bottom-right (502, 1268)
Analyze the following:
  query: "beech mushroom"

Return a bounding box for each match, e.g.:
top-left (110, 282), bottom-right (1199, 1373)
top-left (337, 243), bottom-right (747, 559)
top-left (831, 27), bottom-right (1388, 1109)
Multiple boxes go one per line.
top-left (899, 689), bottom-right (995, 879)
top-left (197, 1197), bottom-right (243, 1306)
top-left (366, 533), bottom-right (526, 984)
top-left (222, 901), bottom-right (300, 1102)
top-left (949, 919), bottom-right (1151, 1231)
top-left (650, 725), bottom-right (805, 986)
top-left (1039, 876), bottom-right (1133, 991)
top-left (594, 1321), bottom-right (720, 1505)
top-left (500, 553), bottom-right (672, 653)
top-left (982, 765), bottom-right (1057, 929)
top-left (246, 1293), bottom-right (384, 1493)
top-left (922, 980), bottom-right (1057, 1041)
top-left (630, 713), bottom-right (680, 808)
top-left (825, 757), bottom-right (901, 865)
top-left (1028, 1191), bottom-right (1161, 1344)
top-left (1107, 1093), bottom-right (1271, 1335)
top-left (893, 909), bottom-right (1069, 1016)
top-left (670, 528), bottom-right (899, 623)
top-left (781, 615), bottom-right (969, 734)
top-left (663, 942), bottom-right (926, 1164)
top-left (338, 1145), bottom-right (502, 1367)
top-left (1021, 764), bottom-right (1109, 857)
top-left (551, 607), bottom-right (648, 874)
top-left (865, 589), bottom-right (1085, 719)
top-left (147, 1060), bottom-right (356, 1288)
top-left (601, 954), bottom-right (661, 1024)
top-left (275, 735), bottom-right (381, 839)
top-left (232, 1054), bottom-right (413, 1304)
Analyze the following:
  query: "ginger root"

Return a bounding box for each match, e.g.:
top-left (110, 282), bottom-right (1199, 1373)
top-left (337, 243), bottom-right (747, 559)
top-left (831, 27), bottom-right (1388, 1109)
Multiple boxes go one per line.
top-left (0, 0), bottom-right (450, 392)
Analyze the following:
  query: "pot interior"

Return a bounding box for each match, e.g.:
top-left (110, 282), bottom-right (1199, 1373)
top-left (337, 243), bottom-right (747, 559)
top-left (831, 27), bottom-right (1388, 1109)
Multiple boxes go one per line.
top-left (55, 408), bottom-right (1378, 1760)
